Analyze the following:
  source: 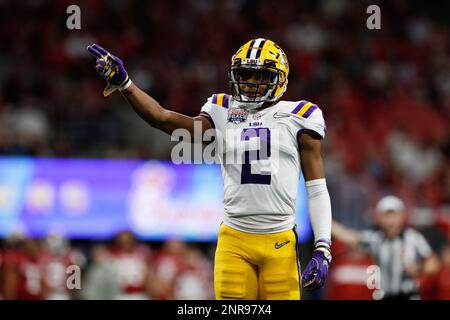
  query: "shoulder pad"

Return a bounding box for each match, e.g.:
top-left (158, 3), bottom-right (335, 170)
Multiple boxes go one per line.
top-left (290, 100), bottom-right (318, 118)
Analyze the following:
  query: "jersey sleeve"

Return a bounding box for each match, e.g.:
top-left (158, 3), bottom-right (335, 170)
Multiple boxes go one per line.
top-left (199, 96), bottom-right (215, 128)
top-left (289, 100), bottom-right (327, 139)
top-left (198, 93), bottom-right (231, 130)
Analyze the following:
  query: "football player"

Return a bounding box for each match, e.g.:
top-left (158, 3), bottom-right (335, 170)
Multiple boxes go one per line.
top-left (87, 38), bottom-right (332, 299)
top-left (41, 234), bottom-right (86, 300)
top-left (108, 231), bottom-right (154, 300)
top-left (2, 237), bottom-right (47, 300)
top-left (151, 240), bottom-right (214, 300)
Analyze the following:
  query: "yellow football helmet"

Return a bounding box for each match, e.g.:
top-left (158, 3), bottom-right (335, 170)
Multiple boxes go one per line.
top-left (229, 38), bottom-right (289, 109)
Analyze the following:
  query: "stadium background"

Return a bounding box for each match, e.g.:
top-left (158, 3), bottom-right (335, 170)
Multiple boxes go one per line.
top-left (0, 0), bottom-right (449, 299)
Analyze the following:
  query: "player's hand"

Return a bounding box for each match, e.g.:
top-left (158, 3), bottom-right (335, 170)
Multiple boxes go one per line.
top-left (87, 43), bottom-right (132, 97)
top-left (302, 239), bottom-right (332, 291)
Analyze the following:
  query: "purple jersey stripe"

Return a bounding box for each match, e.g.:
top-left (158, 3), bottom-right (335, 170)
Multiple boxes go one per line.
top-left (223, 95), bottom-right (230, 108)
top-left (302, 105), bottom-right (318, 118)
top-left (212, 94), bottom-right (217, 104)
top-left (292, 100), bottom-right (307, 114)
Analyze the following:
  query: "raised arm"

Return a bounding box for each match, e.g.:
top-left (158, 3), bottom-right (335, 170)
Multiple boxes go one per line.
top-left (331, 220), bottom-right (362, 247)
top-left (87, 44), bottom-right (211, 136)
top-left (120, 83), bottom-right (211, 135)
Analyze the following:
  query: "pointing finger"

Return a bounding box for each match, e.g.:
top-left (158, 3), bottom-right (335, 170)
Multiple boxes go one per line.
top-left (92, 44), bottom-right (110, 57)
top-left (87, 44), bottom-right (103, 58)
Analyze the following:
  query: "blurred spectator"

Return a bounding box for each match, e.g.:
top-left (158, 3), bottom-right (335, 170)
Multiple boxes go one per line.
top-left (0, 232), bottom-right (25, 299)
top-left (387, 129), bottom-right (443, 185)
top-left (332, 195), bottom-right (441, 299)
top-left (152, 239), bottom-right (213, 299)
top-left (420, 243), bottom-right (450, 299)
top-left (2, 237), bottom-right (47, 299)
top-left (325, 241), bottom-right (374, 300)
top-left (434, 243), bottom-right (450, 299)
top-left (41, 234), bottom-right (86, 300)
top-left (81, 244), bottom-right (118, 300)
top-left (82, 231), bottom-right (153, 300)
top-left (107, 231), bottom-right (154, 299)
top-left (172, 245), bottom-right (214, 300)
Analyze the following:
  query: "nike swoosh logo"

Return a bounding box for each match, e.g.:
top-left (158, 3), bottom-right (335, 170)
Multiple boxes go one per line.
top-left (273, 112), bottom-right (291, 119)
top-left (275, 240), bottom-right (290, 249)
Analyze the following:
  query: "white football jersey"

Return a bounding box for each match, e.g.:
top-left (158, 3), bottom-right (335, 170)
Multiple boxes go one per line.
top-left (200, 94), bottom-right (326, 234)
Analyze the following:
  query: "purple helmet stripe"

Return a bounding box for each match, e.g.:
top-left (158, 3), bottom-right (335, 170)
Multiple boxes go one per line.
top-left (212, 94), bottom-right (217, 104)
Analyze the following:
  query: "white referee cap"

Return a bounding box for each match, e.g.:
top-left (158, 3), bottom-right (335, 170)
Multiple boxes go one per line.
top-left (375, 195), bottom-right (405, 214)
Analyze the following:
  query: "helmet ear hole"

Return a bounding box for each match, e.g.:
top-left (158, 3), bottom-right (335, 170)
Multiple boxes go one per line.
top-left (233, 58), bottom-right (242, 66)
top-left (264, 60), bottom-right (276, 68)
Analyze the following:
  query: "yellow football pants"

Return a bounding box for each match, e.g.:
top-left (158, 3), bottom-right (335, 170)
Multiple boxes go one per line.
top-left (214, 223), bottom-right (301, 300)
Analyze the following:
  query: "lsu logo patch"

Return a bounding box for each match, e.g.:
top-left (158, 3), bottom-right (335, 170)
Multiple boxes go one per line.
top-left (227, 108), bottom-right (248, 124)
top-left (243, 58), bottom-right (260, 65)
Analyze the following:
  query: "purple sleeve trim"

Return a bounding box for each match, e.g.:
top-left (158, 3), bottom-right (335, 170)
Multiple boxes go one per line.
top-left (302, 105), bottom-right (318, 118)
top-left (291, 100), bottom-right (307, 114)
top-left (199, 111), bottom-right (215, 129)
top-left (296, 129), bottom-right (323, 150)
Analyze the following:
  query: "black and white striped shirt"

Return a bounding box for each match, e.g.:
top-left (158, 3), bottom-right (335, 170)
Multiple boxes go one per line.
top-left (360, 227), bottom-right (432, 299)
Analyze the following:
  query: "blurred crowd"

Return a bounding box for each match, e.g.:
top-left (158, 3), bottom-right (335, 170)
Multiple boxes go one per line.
top-left (0, 231), bottom-right (214, 300)
top-left (326, 240), bottom-right (450, 300)
top-left (0, 0), bottom-right (449, 299)
top-left (1, 229), bottom-right (449, 300)
top-left (0, 0), bottom-right (449, 224)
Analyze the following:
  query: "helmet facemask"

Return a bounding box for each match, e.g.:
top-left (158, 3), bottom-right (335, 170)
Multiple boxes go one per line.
top-left (229, 64), bottom-right (287, 110)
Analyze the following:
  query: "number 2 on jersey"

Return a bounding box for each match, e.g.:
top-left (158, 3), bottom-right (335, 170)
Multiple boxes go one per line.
top-left (240, 128), bottom-right (271, 185)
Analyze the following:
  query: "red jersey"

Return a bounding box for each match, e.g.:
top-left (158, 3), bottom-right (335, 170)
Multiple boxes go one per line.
top-left (2, 249), bottom-right (47, 300)
top-left (41, 249), bottom-right (85, 300)
top-left (172, 250), bottom-right (214, 300)
top-left (435, 267), bottom-right (450, 299)
top-left (153, 250), bottom-right (189, 300)
top-left (325, 241), bottom-right (375, 300)
top-left (108, 245), bottom-right (152, 297)
top-left (420, 266), bottom-right (450, 300)
top-left (153, 248), bottom-right (214, 300)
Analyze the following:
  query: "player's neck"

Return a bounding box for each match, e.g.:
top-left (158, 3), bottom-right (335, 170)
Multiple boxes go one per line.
top-left (254, 101), bottom-right (277, 112)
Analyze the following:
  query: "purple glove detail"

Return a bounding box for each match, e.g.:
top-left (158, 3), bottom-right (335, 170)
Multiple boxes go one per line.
top-left (87, 44), bottom-right (129, 87)
top-left (302, 250), bottom-right (330, 290)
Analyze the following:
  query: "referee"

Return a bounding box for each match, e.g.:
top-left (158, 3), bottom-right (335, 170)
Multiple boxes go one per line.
top-left (332, 195), bottom-right (440, 300)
